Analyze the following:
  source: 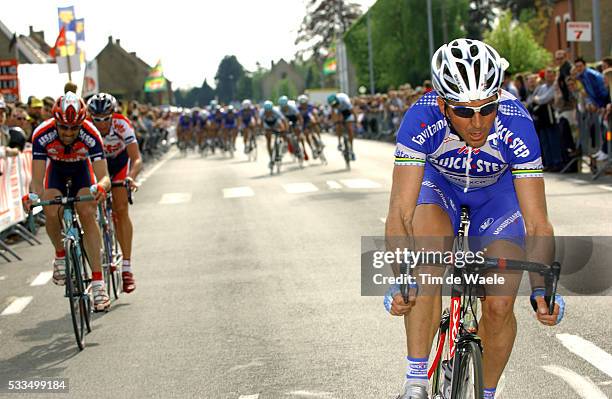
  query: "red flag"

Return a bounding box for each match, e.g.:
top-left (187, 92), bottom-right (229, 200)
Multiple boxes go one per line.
top-left (49, 26), bottom-right (66, 58)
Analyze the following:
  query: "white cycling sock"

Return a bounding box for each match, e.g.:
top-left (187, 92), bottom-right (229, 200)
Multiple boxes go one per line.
top-left (406, 356), bottom-right (428, 387)
top-left (122, 259), bottom-right (132, 273)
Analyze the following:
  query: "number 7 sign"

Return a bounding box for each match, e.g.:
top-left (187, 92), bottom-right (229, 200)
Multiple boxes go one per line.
top-left (567, 21), bottom-right (592, 42)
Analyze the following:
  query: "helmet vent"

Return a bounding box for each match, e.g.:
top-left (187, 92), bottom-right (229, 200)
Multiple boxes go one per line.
top-left (451, 47), bottom-right (462, 58)
top-left (469, 45), bottom-right (478, 57)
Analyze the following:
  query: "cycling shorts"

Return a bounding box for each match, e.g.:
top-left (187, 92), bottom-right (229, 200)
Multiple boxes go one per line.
top-left (341, 109), bottom-right (354, 122)
top-left (417, 164), bottom-right (525, 249)
top-left (107, 150), bottom-right (130, 183)
top-left (44, 160), bottom-right (96, 196)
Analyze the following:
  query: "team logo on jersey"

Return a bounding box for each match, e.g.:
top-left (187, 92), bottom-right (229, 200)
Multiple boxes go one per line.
top-left (411, 119), bottom-right (447, 145)
top-left (495, 120), bottom-right (531, 158)
top-left (479, 217), bottom-right (494, 232)
top-left (457, 146), bottom-right (480, 155)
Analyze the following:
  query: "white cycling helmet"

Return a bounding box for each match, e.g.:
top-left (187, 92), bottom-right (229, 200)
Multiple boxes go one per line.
top-left (297, 94), bottom-right (308, 104)
top-left (431, 38), bottom-right (507, 103)
top-left (241, 99), bottom-right (252, 108)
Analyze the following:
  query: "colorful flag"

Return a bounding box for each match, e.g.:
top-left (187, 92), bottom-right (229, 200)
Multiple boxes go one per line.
top-left (75, 18), bottom-right (85, 41)
top-left (144, 61), bottom-right (167, 92)
top-left (49, 26), bottom-right (66, 58)
top-left (82, 59), bottom-right (99, 98)
top-left (323, 57), bottom-right (337, 75)
top-left (58, 6), bottom-right (76, 32)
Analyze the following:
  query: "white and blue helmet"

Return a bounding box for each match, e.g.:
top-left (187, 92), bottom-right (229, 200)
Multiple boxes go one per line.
top-left (431, 38), bottom-right (507, 103)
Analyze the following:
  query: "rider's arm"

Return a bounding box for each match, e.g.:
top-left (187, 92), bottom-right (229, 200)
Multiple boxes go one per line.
top-left (386, 165), bottom-right (424, 238)
top-left (30, 159), bottom-right (46, 196)
top-left (126, 142), bottom-right (142, 180)
top-left (92, 159), bottom-right (111, 192)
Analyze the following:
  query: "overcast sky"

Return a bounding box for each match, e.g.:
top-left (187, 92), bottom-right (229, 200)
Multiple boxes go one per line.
top-left (4, 0), bottom-right (376, 89)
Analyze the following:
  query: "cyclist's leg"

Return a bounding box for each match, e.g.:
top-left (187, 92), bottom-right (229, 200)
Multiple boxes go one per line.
top-left (109, 160), bottom-right (133, 262)
top-left (265, 129), bottom-right (272, 158)
top-left (466, 186), bottom-right (527, 391)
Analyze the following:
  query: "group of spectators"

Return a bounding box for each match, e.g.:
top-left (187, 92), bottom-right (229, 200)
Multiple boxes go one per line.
top-left (502, 51), bottom-right (611, 171)
top-left (0, 82), bottom-right (175, 162)
top-left (349, 51), bottom-right (612, 174)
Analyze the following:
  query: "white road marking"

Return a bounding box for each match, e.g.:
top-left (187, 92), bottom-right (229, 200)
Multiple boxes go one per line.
top-left (0, 276), bottom-right (6, 281)
top-left (599, 380), bottom-right (612, 386)
top-left (1, 297), bottom-right (33, 316)
top-left (556, 333), bottom-right (612, 378)
top-left (30, 271), bottom-right (53, 286)
top-left (238, 395), bottom-right (259, 399)
top-left (597, 185), bottom-right (612, 192)
top-left (158, 193), bottom-right (192, 204)
top-left (326, 180), bottom-right (342, 189)
top-left (223, 187), bottom-right (255, 199)
top-left (379, 217), bottom-right (386, 224)
top-left (286, 391), bottom-right (333, 398)
top-left (340, 178), bottom-right (381, 189)
top-left (283, 182), bottom-right (319, 194)
top-left (542, 365), bottom-right (607, 399)
top-left (229, 360), bottom-right (264, 372)
top-left (568, 178), bottom-right (588, 185)
top-left (137, 149), bottom-right (177, 184)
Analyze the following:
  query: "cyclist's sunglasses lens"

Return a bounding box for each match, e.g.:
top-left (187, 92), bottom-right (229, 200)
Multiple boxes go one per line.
top-left (93, 116), bottom-right (111, 122)
top-left (57, 124), bottom-right (79, 131)
top-left (453, 102), bottom-right (498, 118)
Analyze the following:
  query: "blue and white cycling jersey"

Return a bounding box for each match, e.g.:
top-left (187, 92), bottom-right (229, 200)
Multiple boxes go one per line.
top-left (260, 108), bottom-right (285, 129)
top-left (336, 93), bottom-right (352, 112)
top-left (394, 90), bottom-right (544, 246)
top-left (394, 90), bottom-right (543, 192)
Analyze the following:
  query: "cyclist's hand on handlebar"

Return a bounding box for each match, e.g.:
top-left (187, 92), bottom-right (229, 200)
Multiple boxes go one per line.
top-left (90, 184), bottom-right (107, 202)
top-left (530, 288), bottom-right (565, 326)
top-left (125, 177), bottom-right (139, 192)
top-left (384, 284), bottom-right (417, 316)
top-left (22, 193), bottom-right (38, 211)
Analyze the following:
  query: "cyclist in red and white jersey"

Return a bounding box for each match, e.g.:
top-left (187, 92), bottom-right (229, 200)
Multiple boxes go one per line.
top-left (87, 93), bottom-right (142, 293)
top-left (25, 92), bottom-right (112, 311)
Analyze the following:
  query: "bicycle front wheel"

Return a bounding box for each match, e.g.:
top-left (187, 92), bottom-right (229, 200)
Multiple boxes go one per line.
top-left (450, 340), bottom-right (484, 399)
top-left (65, 240), bottom-right (88, 351)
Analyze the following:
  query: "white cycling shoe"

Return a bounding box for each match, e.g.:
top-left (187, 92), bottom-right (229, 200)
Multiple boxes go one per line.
top-left (52, 257), bottom-right (66, 286)
top-left (93, 284), bottom-right (111, 312)
top-left (397, 383), bottom-right (429, 399)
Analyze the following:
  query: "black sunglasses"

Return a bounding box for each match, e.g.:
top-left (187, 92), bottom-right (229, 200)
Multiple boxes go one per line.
top-left (57, 123), bottom-right (81, 131)
top-left (92, 115), bottom-right (112, 123)
top-left (445, 97), bottom-right (499, 118)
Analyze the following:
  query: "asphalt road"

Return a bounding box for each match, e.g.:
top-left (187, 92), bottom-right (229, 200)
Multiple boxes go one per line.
top-left (1, 135), bottom-right (611, 399)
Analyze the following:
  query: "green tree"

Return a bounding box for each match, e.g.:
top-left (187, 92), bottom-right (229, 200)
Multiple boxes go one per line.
top-left (484, 11), bottom-right (552, 73)
top-left (296, 0), bottom-right (362, 61)
top-left (214, 55), bottom-right (245, 103)
top-left (466, 0), bottom-right (496, 40)
top-left (271, 79), bottom-right (298, 101)
top-left (198, 79), bottom-right (215, 106)
top-left (344, 0), bottom-right (468, 91)
top-left (236, 74), bottom-right (253, 100)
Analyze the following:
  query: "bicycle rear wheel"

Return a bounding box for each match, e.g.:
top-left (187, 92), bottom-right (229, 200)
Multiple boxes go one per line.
top-left (65, 240), bottom-right (89, 350)
top-left (450, 340), bottom-right (484, 399)
top-left (343, 135), bottom-right (351, 170)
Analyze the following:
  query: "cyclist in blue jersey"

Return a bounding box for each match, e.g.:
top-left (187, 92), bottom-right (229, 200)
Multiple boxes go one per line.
top-left (385, 39), bottom-right (564, 399)
top-left (177, 109), bottom-right (193, 151)
top-left (207, 105), bottom-right (225, 150)
top-left (240, 99), bottom-right (257, 154)
top-left (327, 92), bottom-right (356, 160)
top-left (298, 94), bottom-right (324, 159)
top-left (260, 100), bottom-right (288, 169)
top-left (278, 96), bottom-right (307, 160)
top-left (191, 107), bottom-right (207, 151)
top-left (224, 105), bottom-right (239, 151)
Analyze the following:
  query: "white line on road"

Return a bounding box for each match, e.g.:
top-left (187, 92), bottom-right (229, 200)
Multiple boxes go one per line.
top-left (568, 178), bottom-right (588, 185)
top-left (238, 395), bottom-right (259, 399)
top-left (223, 187), bottom-right (255, 199)
top-left (542, 365), bottom-right (607, 399)
top-left (556, 333), bottom-right (612, 378)
top-left (229, 360), bottom-right (264, 372)
top-left (137, 149), bottom-right (177, 184)
top-left (340, 178), bottom-right (381, 189)
top-left (159, 193), bottom-right (192, 205)
top-left (30, 271), bottom-right (53, 286)
top-left (326, 180), bottom-right (342, 189)
top-left (287, 391), bottom-right (333, 398)
top-left (379, 217), bottom-right (386, 224)
top-left (597, 185), bottom-right (612, 192)
top-left (283, 182), bottom-right (319, 194)
top-left (0, 276), bottom-right (6, 281)
top-left (1, 296), bottom-right (33, 316)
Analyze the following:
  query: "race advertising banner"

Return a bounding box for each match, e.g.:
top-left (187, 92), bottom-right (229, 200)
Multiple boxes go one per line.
top-left (0, 59), bottom-right (19, 103)
top-left (0, 152), bottom-right (30, 232)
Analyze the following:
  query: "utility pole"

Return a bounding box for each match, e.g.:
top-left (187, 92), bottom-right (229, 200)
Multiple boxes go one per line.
top-left (592, 0), bottom-right (602, 61)
top-left (367, 11), bottom-right (375, 94)
top-left (427, 0), bottom-right (434, 62)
